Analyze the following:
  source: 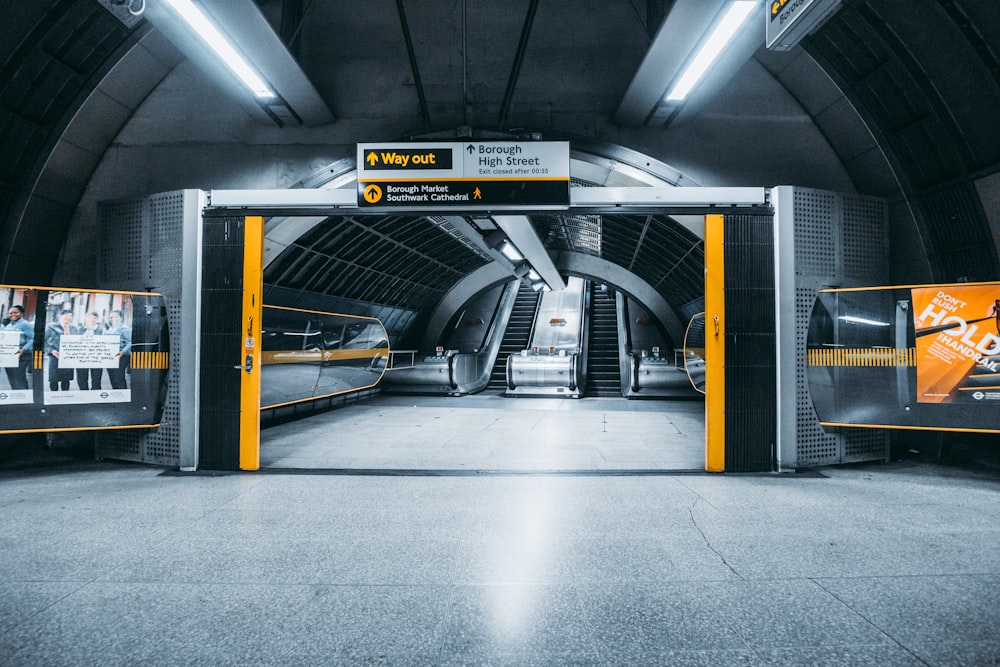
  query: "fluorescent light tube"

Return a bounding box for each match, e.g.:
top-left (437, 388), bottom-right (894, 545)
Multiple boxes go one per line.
top-left (500, 242), bottom-right (524, 262)
top-left (665, 1), bottom-right (758, 102)
top-left (163, 0), bottom-right (276, 98)
top-left (838, 315), bottom-right (890, 327)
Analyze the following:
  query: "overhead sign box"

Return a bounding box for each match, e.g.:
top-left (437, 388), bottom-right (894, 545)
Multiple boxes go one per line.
top-left (766, 0), bottom-right (841, 51)
top-left (356, 141), bottom-right (570, 209)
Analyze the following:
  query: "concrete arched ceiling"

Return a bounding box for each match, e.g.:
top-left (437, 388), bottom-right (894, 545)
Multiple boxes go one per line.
top-left (2, 0), bottom-right (998, 294)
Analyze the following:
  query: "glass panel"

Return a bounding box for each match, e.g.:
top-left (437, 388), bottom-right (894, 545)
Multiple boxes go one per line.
top-left (260, 306), bottom-right (388, 409)
top-left (806, 283), bottom-right (1000, 432)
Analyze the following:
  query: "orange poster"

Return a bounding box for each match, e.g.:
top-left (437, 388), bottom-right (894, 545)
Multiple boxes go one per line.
top-left (912, 284), bottom-right (1000, 403)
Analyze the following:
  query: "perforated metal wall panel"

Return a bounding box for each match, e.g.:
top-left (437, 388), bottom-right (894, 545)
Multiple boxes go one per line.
top-left (95, 191), bottom-right (190, 466)
top-left (793, 190), bottom-right (837, 277)
top-left (794, 284), bottom-right (838, 464)
top-left (781, 187), bottom-right (890, 466)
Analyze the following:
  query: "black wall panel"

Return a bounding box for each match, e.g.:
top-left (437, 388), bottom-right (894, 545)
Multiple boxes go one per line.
top-left (198, 216), bottom-right (246, 470)
top-left (724, 215), bottom-right (777, 472)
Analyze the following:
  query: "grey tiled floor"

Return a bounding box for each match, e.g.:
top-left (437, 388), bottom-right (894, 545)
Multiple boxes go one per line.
top-left (262, 394), bottom-right (706, 470)
top-left (1, 441), bottom-right (999, 665)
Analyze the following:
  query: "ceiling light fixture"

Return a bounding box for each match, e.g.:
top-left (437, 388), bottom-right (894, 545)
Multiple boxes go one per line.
top-left (500, 242), bottom-right (524, 262)
top-left (665, 1), bottom-right (758, 102)
top-left (162, 0), bottom-right (276, 99)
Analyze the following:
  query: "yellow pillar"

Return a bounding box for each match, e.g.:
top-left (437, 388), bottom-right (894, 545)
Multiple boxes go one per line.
top-left (704, 214), bottom-right (725, 472)
top-left (239, 216), bottom-right (264, 471)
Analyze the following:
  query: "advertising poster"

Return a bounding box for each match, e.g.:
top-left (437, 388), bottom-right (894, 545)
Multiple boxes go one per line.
top-left (0, 288), bottom-right (37, 405)
top-left (912, 285), bottom-right (1000, 403)
top-left (43, 290), bottom-right (133, 406)
top-left (1, 284), bottom-right (167, 434)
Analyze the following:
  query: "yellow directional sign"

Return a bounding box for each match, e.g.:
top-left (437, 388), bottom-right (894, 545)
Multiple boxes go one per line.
top-left (362, 183), bottom-right (383, 204)
top-left (362, 148), bottom-right (452, 170)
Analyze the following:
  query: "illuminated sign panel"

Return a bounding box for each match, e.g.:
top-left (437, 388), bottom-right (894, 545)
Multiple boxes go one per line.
top-left (766, 0), bottom-right (841, 51)
top-left (356, 141), bottom-right (570, 209)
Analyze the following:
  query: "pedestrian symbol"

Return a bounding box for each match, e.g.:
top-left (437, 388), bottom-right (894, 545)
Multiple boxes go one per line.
top-left (473, 187), bottom-right (482, 200)
top-left (363, 184), bottom-right (383, 204)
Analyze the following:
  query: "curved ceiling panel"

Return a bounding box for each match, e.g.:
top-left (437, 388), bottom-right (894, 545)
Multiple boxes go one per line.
top-left (533, 212), bottom-right (704, 318)
top-left (805, 0), bottom-right (1000, 282)
top-left (262, 214), bottom-right (489, 310)
top-left (0, 0), bottom-right (141, 280)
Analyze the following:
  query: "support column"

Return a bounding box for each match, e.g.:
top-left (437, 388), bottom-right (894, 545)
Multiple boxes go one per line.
top-left (198, 215), bottom-right (263, 470)
top-left (705, 214), bottom-right (726, 472)
top-left (704, 213), bottom-right (778, 472)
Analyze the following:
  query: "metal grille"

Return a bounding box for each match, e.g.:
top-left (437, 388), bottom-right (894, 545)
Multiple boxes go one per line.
top-left (535, 215), bottom-right (603, 256)
top-left (724, 214), bottom-right (776, 472)
top-left (141, 192), bottom-right (186, 465)
top-left (844, 429), bottom-right (890, 460)
top-left (95, 191), bottom-right (187, 466)
top-left (427, 216), bottom-right (492, 261)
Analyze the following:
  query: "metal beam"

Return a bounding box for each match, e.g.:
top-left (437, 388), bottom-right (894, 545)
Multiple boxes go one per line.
top-left (614, 0), bottom-right (727, 126)
top-left (209, 189), bottom-right (357, 207)
top-left (570, 186), bottom-right (767, 207)
top-left (491, 215), bottom-right (566, 291)
top-left (145, 0), bottom-right (334, 127)
top-left (498, 0), bottom-right (540, 129)
top-left (210, 186), bottom-right (766, 210)
top-left (395, 0), bottom-right (431, 128)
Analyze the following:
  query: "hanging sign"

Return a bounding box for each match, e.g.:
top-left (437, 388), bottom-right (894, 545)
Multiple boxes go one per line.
top-left (356, 141), bottom-right (570, 208)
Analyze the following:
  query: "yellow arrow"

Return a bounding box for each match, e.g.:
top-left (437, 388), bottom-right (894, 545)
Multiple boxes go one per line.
top-left (363, 184), bottom-right (383, 204)
top-left (366, 152), bottom-right (379, 167)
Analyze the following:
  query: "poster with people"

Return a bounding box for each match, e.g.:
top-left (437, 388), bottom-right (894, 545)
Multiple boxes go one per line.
top-left (0, 287), bottom-right (37, 405)
top-left (1, 284), bottom-right (166, 433)
top-left (42, 291), bottom-right (133, 405)
top-left (912, 284), bottom-right (1000, 403)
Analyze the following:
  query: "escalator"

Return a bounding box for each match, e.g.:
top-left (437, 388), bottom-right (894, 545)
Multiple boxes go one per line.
top-left (585, 285), bottom-right (622, 397)
top-left (487, 284), bottom-right (542, 390)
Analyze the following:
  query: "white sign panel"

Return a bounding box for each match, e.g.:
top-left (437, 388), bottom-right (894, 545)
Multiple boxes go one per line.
top-left (357, 141), bottom-right (570, 181)
top-left (766, 0), bottom-right (841, 51)
top-left (461, 142), bottom-right (570, 179)
top-left (58, 334), bottom-right (120, 369)
top-left (0, 330), bottom-right (20, 368)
